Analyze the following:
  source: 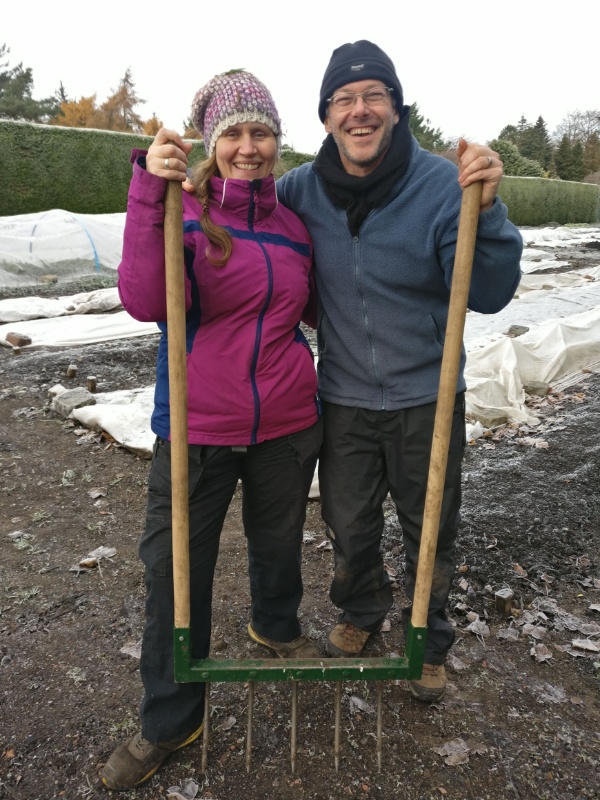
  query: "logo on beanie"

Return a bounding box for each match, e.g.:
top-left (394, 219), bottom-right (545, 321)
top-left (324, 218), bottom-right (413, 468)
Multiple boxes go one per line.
top-left (350, 63), bottom-right (365, 72)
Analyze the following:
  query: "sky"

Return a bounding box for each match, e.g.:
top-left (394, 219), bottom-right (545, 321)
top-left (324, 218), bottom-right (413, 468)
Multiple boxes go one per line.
top-left (3, 1), bottom-right (598, 155)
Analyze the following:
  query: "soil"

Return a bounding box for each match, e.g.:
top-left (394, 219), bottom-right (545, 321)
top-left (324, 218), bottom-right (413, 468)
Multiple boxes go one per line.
top-left (1, 240), bottom-right (600, 800)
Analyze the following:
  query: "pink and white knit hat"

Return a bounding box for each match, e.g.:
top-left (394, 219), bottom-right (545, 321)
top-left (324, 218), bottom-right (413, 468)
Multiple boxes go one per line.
top-left (191, 69), bottom-right (282, 156)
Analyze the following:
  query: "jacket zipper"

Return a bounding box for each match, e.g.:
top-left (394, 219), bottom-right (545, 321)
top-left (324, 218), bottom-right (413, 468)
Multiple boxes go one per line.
top-left (248, 180), bottom-right (272, 444)
top-left (353, 236), bottom-right (385, 409)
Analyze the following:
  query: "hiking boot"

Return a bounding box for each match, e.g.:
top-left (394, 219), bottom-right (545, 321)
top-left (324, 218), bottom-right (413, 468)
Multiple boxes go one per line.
top-left (99, 724), bottom-right (203, 791)
top-left (408, 663), bottom-right (447, 702)
top-left (247, 623), bottom-right (320, 658)
top-left (326, 622), bottom-right (372, 657)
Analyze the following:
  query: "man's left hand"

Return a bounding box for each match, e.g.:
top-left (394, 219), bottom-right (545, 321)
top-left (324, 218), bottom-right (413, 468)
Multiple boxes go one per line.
top-left (457, 138), bottom-right (502, 212)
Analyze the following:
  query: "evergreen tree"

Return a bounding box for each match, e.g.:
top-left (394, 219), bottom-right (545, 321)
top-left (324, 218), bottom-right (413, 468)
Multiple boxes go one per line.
top-left (488, 138), bottom-right (543, 177)
top-left (520, 117), bottom-right (552, 170)
top-left (55, 81), bottom-right (69, 105)
top-left (571, 141), bottom-right (585, 181)
top-left (516, 115), bottom-right (529, 138)
top-left (497, 124), bottom-right (519, 145)
top-left (583, 132), bottom-right (600, 175)
top-left (554, 135), bottom-right (574, 180)
top-left (409, 103), bottom-right (448, 152)
top-left (0, 43), bottom-right (58, 121)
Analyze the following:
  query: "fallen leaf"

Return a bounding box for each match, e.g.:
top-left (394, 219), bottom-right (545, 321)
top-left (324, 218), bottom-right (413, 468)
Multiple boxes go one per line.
top-left (316, 540), bottom-right (333, 551)
top-left (534, 683), bottom-right (567, 704)
top-left (119, 641), bottom-right (141, 659)
top-left (530, 643), bottom-right (553, 663)
top-left (522, 623), bottom-right (546, 640)
top-left (380, 618), bottom-right (392, 632)
top-left (446, 654), bottom-right (468, 671)
top-left (466, 618), bottom-right (490, 638)
top-left (88, 487), bottom-right (107, 499)
top-left (349, 695), bottom-right (375, 714)
top-left (166, 778), bottom-right (199, 799)
top-left (218, 716), bottom-right (237, 731)
top-left (570, 696), bottom-right (584, 705)
top-left (497, 627), bottom-right (520, 641)
top-left (78, 545), bottom-right (116, 568)
top-left (571, 638), bottom-right (600, 653)
top-left (433, 738), bottom-right (470, 765)
top-left (513, 563), bottom-right (528, 576)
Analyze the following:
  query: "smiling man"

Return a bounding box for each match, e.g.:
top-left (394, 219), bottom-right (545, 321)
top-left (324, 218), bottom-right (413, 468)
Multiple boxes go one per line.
top-left (277, 40), bottom-right (523, 701)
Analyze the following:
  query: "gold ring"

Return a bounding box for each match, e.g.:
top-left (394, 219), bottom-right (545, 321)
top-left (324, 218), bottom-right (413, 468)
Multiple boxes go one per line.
top-left (487, 156), bottom-right (492, 168)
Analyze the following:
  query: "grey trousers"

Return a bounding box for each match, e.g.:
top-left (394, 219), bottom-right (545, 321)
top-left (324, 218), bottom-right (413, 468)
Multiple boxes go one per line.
top-left (319, 398), bottom-right (465, 665)
top-left (138, 419), bottom-right (322, 742)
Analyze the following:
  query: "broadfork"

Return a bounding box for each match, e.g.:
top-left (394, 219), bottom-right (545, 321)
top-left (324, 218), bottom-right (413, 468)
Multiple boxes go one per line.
top-left (163, 176), bottom-right (483, 773)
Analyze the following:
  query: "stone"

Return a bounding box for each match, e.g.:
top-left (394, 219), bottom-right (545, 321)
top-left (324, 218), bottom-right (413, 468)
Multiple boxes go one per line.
top-left (505, 325), bottom-right (529, 338)
top-left (5, 332), bottom-right (32, 347)
top-left (51, 387), bottom-right (96, 418)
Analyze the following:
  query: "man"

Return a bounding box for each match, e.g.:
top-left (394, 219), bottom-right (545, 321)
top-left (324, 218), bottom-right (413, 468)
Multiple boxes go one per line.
top-left (276, 40), bottom-right (523, 701)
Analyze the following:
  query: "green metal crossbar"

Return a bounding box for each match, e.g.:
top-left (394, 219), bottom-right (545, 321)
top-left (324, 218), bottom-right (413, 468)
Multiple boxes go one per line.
top-left (173, 621), bottom-right (427, 683)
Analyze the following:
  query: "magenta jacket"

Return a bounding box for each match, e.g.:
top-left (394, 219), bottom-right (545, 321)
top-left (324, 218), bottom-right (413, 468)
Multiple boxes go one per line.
top-left (118, 156), bottom-right (319, 446)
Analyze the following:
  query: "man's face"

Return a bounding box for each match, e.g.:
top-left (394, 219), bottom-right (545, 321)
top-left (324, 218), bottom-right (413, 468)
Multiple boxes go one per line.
top-left (324, 79), bottom-right (399, 176)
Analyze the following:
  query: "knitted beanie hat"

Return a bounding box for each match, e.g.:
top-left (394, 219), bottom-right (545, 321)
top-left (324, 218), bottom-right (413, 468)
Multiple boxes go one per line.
top-left (190, 69), bottom-right (282, 156)
top-left (318, 40), bottom-right (403, 122)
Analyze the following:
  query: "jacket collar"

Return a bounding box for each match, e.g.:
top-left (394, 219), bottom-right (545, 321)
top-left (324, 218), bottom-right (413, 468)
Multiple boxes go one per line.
top-left (209, 175), bottom-right (278, 222)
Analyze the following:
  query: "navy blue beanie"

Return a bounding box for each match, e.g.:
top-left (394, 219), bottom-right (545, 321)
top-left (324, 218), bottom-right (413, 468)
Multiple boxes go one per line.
top-left (318, 40), bottom-right (403, 122)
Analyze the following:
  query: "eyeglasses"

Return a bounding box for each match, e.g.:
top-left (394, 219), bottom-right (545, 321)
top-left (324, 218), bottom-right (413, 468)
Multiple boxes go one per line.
top-left (327, 86), bottom-right (394, 111)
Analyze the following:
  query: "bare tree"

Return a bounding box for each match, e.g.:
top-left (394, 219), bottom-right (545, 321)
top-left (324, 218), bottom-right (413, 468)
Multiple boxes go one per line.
top-left (553, 110), bottom-right (600, 144)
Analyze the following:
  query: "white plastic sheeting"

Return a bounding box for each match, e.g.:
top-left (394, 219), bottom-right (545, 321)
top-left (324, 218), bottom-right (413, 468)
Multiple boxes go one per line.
top-left (1, 224), bottom-right (599, 457)
top-left (0, 209), bottom-right (125, 287)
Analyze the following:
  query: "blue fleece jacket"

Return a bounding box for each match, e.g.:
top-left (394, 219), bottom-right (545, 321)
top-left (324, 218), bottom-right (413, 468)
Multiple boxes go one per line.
top-left (277, 136), bottom-right (523, 410)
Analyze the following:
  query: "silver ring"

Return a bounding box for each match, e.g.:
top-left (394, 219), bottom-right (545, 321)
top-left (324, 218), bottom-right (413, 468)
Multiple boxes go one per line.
top-left (164, 158), bottom-right (169, 169)
top-left (487, 156), bottom-right (492, 168)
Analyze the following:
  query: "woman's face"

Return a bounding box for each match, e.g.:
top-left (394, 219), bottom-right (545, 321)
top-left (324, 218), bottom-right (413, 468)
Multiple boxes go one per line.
top-left (215, 122), bottom-right (277, 180)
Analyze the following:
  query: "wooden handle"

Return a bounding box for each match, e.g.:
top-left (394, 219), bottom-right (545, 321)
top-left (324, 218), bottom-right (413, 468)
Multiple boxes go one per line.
top-left (411, 181), bottom-right (483, 629)
top-left (164, 179), bottom-right (190, 629)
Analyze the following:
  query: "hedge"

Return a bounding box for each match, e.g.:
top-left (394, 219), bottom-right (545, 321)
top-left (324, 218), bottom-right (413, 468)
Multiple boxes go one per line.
top-left (2, 120), bottom-right (599, 224)
top-left (498, 175), bottom-right (600, 226)
top-left (0, 120), bottom-right (206, 216)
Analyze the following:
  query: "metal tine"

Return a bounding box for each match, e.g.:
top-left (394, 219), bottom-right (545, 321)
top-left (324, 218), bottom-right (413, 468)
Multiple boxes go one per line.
top-left (290, 679), bottom-right (298, 774)
top-left (334, 682), bottom-right (342, 772)
top-left (246, 681), bottom-right (254, 773)
top-left (201, 682), bottom-right (210, 773)
top-left (376, 681), bottom-right (383, 772)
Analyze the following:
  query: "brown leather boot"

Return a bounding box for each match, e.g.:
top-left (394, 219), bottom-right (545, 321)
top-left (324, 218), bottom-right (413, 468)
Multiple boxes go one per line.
top-left (409, 663), bottom-right (447, 702)
top-left (327, 622), bottom-right (372, 657)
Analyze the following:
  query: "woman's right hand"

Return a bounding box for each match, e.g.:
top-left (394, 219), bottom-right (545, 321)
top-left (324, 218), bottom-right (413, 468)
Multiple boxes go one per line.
top-left (146, 127), bottom-right (193, 181)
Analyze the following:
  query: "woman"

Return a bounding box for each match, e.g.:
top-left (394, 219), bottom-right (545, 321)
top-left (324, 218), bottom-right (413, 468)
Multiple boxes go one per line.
top-left (100, 70), bottom-right (322, 791)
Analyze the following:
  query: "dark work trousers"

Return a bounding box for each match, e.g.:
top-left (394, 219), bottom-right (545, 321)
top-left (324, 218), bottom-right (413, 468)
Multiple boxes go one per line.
top-left (138, 419), bottom-right (322, 742)
top-left (319, 397), bottom-right (465, 665)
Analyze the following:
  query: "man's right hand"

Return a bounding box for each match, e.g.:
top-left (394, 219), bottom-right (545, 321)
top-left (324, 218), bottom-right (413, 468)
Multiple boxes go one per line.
top-left (146, 127), bottom-right (192, 182)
